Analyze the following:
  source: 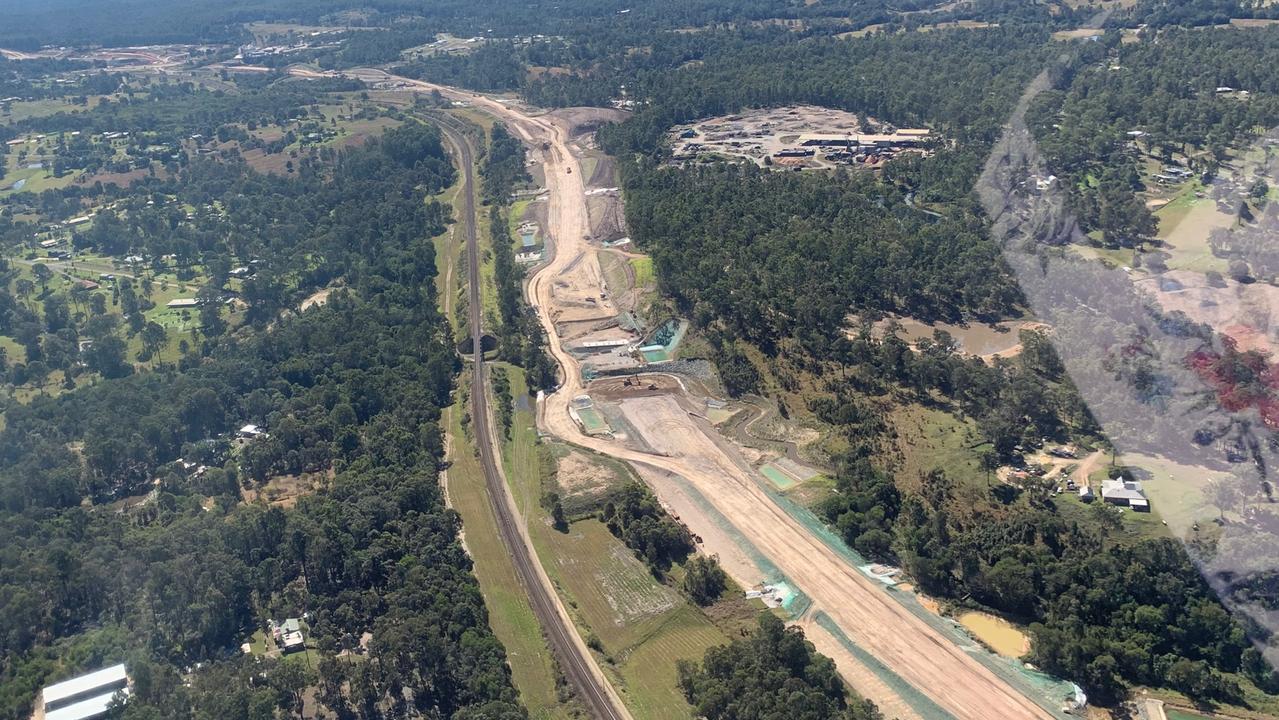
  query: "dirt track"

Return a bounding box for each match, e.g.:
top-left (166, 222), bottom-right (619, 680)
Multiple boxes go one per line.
top-left (434, 113), bottom-right (631, 720)
top-left (384, 71), bottom-right (1057, 720)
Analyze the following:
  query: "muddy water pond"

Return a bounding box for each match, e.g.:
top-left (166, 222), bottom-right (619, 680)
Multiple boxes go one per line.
top-left (957, 611), bottom-right (1030, 658)
top-left (869, 316), bottom-right (1044, 358)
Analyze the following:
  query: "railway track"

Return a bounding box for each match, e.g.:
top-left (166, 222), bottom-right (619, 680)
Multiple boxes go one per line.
top-left (432, 114), bottom-right (630, 720)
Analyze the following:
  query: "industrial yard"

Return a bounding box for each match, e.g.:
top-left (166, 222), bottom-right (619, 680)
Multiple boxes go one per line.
top-left (667, 105), bottom-right (934, 170)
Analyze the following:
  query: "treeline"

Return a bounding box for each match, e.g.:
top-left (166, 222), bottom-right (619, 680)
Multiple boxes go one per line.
top-left (482, 124), bottom-right (557, 391)
top-left (618, 161), bottom-right (1020, 348)
top-left (480, 123), bottom-right (530, 203)
top-left (7, 80), bottom-right (343, 140)
top-left (0, 121), bottom-right (525, 719)
top-left (401, 43), bottom-right (527, 93)
top-left (591, 27), bottom-right (1052, 153)
top-left (677, 613), bottom-right (883, 720)
top-left (1120, 0), bottom-right (1277, 28)
top-left (599, 482), bottom-right (694, 574)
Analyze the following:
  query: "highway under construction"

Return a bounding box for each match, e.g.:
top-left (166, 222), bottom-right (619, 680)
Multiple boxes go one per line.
top-left (434, 112), bottom-right (631, 720)
top-left (391, 70), bottom-right (1069, 720)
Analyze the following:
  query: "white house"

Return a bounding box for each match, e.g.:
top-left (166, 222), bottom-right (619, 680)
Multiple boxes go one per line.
top-left (1101, 478), bottom-right (1149, 511)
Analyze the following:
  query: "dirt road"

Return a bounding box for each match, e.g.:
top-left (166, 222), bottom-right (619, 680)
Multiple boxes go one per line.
top-left (389, 73), bottom-right (1057, 720)
top-left (437, 115), bottom-right (631, 720)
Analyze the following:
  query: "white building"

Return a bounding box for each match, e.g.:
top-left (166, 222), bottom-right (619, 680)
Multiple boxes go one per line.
top-left (40, 664), bottom-right (129, 720)
top-left (1101, 478), bottom-right (1149, 511)
top-left (239, 423), bottom-right (266, 439)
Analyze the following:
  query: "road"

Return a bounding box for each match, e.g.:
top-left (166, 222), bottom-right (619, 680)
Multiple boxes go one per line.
top-left (435, 115), bottom-right (631, 720)
top-left (365, 70), bottom-right (1058, 720)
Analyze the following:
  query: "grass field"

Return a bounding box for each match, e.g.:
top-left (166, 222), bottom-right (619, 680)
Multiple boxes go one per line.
top-left (1054, 491), bottom-right (1167, 545)
top-left (629, 257), bottom-right (654, 287)
top-left (1071, 243), bottom-right (1135, 269)
top-left (1165, 709), bottom-right (1213, 720)
top-left (1154, 684), bottom-right (1279, 720)
top-left (432, 162), bottom-right (468, 337)
top-left (509, 199), bottom-right (533, 236)
top-left (494, 364), bottom-right (734, 720)
top-left (1155, 183), bottom-right (1231, 272)
top-left (892, 404), bottom-right (988, 493)
top-left (1, 147), bottom-right (80, 197)
top-left (580, 155), bottom-right (600, 183)
top-left (444, 398), bottom-right (577, 720)
top-left (432, 114), bottom-right (499, 336)
top-left (0, 97), bottom-right (99, 123)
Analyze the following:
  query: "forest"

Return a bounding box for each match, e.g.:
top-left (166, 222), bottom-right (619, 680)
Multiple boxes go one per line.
top-left (480, 125), bottom-right (557, 390)
top-left (579, 15), bottom-right (1279, 708)
top-left (677, 614), bottom-right (883, 720)
top-left (3, 0), bottom-right (1279, 714)
top-left (618, 161), bottom-right (1020, 342)
top-left (0, 122), bottom-right (529, 720)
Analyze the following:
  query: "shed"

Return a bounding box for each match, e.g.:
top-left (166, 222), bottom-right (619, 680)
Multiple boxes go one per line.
top-left (41, 664), bottom-right (129, 720)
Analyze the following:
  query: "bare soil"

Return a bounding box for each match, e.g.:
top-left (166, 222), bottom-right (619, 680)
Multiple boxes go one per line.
top-left (403, 78), bottom-right (1056, 720)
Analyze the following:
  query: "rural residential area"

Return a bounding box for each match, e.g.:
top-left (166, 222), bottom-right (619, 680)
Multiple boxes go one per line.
top-left (4, 1), bottom-right (1279, 720)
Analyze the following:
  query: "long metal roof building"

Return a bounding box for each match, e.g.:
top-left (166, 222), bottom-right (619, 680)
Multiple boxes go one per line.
top-left (40, 663), bottom-right (129, 720)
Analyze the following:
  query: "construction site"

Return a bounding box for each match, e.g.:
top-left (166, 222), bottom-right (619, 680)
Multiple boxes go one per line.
top-left (667, 105), bottom-right (934, 170)
top-left (378, 79), bottom-right (1085, 719)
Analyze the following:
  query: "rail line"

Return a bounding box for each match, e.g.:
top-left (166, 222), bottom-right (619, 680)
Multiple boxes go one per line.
top-left (432, 113), bottom-right (631, 720)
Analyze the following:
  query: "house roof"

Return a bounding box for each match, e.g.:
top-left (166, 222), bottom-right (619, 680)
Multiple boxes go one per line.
top-left (45, 690), bottom-right (130, 720)
top-left (1101, 478), bottom-right (1146, 501)
top-left (43, 664), bottom-right (128, 707)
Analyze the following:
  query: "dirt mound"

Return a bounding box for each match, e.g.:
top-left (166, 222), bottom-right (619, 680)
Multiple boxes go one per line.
top-left (548, 107), bottom-right (630, 137)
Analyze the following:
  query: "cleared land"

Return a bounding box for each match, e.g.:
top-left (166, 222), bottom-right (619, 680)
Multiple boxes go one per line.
top-left (439, 117), bottom-right (629, 720)
top-left (378, 71), bottom-right (1063, 720)
top-left (498, 365), bottom-right (737, 720)
top-left (667, 105), bottom-right (931, 170)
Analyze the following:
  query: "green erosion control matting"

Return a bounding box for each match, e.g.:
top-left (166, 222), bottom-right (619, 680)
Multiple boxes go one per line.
top-left (813, 611), bottom-right (956, 720)
top-left (760, 463), bottom-right (797, 490)
top-left (575, 406), bottom-right (611, 435)
top-left (759, 480), bottom-right (1078, 719)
